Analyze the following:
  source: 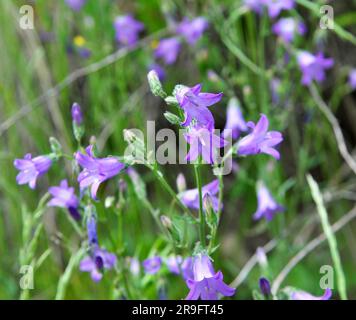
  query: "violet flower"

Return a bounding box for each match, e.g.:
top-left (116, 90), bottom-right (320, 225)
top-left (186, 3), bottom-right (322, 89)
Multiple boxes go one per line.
top-left (297, 51), bottom-right (334, 85)
top-left (65, 0), bottom-right (86, 11)
top-left (143, 256), bottom-right (162, 274)
top-left (253, 182), bottom-right (284, 221)
top-left (185, 254), bottom-right (235, 300)
top-left (154, 37), bottom-right (181, 65)
top-left (185, 127), bottom-right (227, 164)
top-left (71, 102), bottom-right (83, 125)
top-left (48, 179), bottom-right (81, 220)
top-left (179, 179), bottom-right (220, 212)
top-left (259, 277), bottom-right (271, 297)
top-left (114, 15), bottom-right (144, 46)
top-left (349, 69), bottom-right (356, 90)
top-left (272, 18), bottom-right (306, 43)
top-left (223, 97), bottom-right (248, 140)
top-left (166, 256), bottom-right (193, 280)
top-left (79, 217), bottom-right (116, 282)
top-left (237, 114), bottom-right (283, 159)
top-left (14, 154), bottom-right (52, 189)
top-left (75, 145), bottom-right (125, 200)
top-left (175, 84), bottom-right (223, 131)
top-left (265, 0), bottom-right (295, 18)
top-left (244, 0), bottom-right (266, 15)
top-left (176, 17), bottom-right (208, 45)
top-left (291, 288), bottom-right (332, 300)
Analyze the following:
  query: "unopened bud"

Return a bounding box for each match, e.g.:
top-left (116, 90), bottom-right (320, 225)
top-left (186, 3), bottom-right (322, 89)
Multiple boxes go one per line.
top-left (165, 96), bottom-right (178, 106)
top-left (176, 173), bottom-right (186, 193)
top-left (164, 112), bottom-right (181, 125)
top-left (259, 277), bottom-right (271, 298)
top-left (147, 70), bottom-right (167, 98)
top-left (203, 192), bottom-right (213, 214)
top-left (160, 215), bottom-right (172, 230)
top-left (105, 196), bottom-right (115, 208)
top-left (49, 137), bottom-right (62, 158)
top-left (71, 102), bottom-right (83, 125)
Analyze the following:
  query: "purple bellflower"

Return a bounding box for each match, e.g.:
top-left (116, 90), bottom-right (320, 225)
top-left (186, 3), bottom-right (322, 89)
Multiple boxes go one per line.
top-left (154, 37), bottom-right (181, 65)
top-left (291, 288), bottom-right (332, 300)
top-left (185, 127), bottom-right (227, 164)
top-left (237, 114), bottom-right (283, 160)
top-left (79, 217), bottom-right (116, 282)
top-left (143, 256), bottom-right (162, 274)
top-left (265, 0), bottom-right (295, 18)
top-left (223, 98), bottom-right (248, 140)
top-left (272, 18), bottom-right (306, 43)
top-left (297, 51), bottom-right (334, 85)
top-left (166, 256), bottom-right (193, 280)
top-left (48, 179), bottom-right (81, 220)
top-left (185, 254), bottom-right (235, 300)
top-left (75, 145), bottom-right (125, 200)
top-left (349, 69), bottom-right (356, 90)
top-left (14, 154), bottom-right (52, 189)
top-left (253, 182), bottom-right (284, 221)
top-left (176, 17), bottom-right (208, 45)
top-left (114, 15), bottom-right (144, 47)
top-left (176, 84), bottom-right (223, 131)
top-left (65, 0), bottom-right (86, 11)
top-left (179, 179), bottom-right (220, 212)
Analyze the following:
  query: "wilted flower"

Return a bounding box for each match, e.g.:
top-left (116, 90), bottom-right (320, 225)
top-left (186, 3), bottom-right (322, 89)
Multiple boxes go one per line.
top-left (176, 17), bottom-right (208, 45)
top-left (14, 154), bottom-right (52, 189)
top-left (253, 182), bottom-right (284, 221)
top-left (114, 15), bottom-right (144, 46)
top-left (297, 51), bottom-right (334, 85)
top-left (154, 37), bottom-right (181, 65)
top-left (185, 127), bottom-right (227, 164)
top-left (272, 18), bottom-right (306, 43)
top-left (349, 69), bottom-right (356, 90)
top-left (75, 145), bottom-right (125, 199)
top-left (265, 0), bottom-right (295, 18)
top-left (223, 97), bottom-right (248, 140)
top-left (166, 256), bottom-right (193, 280)
top-left (185, 254), bottom-right (235, 300)
top-left (259, 277), bottom-right (271, 297)
top-left (71, 102), bottom-right (83, 125)
top-left (79, 217), bottom-right (116, 282)
top-left (65, 0), bottom-right (86, 11)
top-left (175, 84), bottom-right (223, 131)
top-left (179, 179), bottom-right (220, 212)
top-left (48, 179), bottom-right (81, 220)
top-left (291, 288), bottom-right (332, 300)
top-left (143, 256), bottom-right (162, 274)
top-left (237, 114), bottom-right (283, 159)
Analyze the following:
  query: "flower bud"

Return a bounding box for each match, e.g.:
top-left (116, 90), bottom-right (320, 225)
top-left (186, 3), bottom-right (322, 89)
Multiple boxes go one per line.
top-left (259, 277), bottom-right (271, 298)
top-left (71, 102), bottom-right (83, 125)
top-left (49, 136), bottom-right (62, 158)
top-left (160, 215), bottom-right (172, 230)
top-left (164, 96), bottom-right (178, 106)
top-left (164, 112), bottom-right (181, 125)
top-left (176, 173), bottom-right (186, 193)
top-left (147, 70), bottom-right (167, 98)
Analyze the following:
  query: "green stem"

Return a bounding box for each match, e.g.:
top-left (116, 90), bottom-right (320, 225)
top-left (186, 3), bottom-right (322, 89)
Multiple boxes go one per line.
top-left (194, 162), bottom-right (206, 247)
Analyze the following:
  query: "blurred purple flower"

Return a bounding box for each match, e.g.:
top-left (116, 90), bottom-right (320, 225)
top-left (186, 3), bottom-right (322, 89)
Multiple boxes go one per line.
top-left (185, 254), bottom-right (235, 300)
top-left (154, 37), bottom-right (181, 65)
top-left (65, 0), bottom-right (86, 11)
top-left (14, 154), bottom-right (52, 189)
top-left (48, 179), bottom-right (81, 220)
top-left (237, 114), bottom-right (283, 159)
top-left (265, 0), bottom-right (295, 18)
top-left (179, 179), bottom-right (220, 212)
top-left (297, 51), bottom-right (334, 85)
top-left (270, 78), bottom-right (282, 105)
top-left (71, 102), bottom-right (83, 125)
top-left (166, 256), bottom-right (193, 280)
top-left (291, 288), bottom-right (332, 300)
top-left (114, 15), bottom-right (144, 46)
top-left (77, 47), bottom-right (91, 59)
top-left (175, 84), bottom-right (223, 131)
top-left (176, 17), bottom-right (208, 45)
top-left (272, 18), bottom-right (306, 43)
top-left (223, 97), bottom-right (248, 140)
top-left (253, 182), bottom-right (283, 221)
top-left (75, 145), bottom-right (125, 200)
top-left (143, 256), bottom-right (162, 274)
top-left (148, 63), bottom-right (166, 81)
top-left (349, 69), bottom-right (356, 90)
top-left (244, 0), bottom-right (266, 14)
top-left (259, 277), bottom-right (271, 297)
top-left (80, 217), bottom-right (116, 282)
top-left (185, 127), bottom-right (227, 164)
